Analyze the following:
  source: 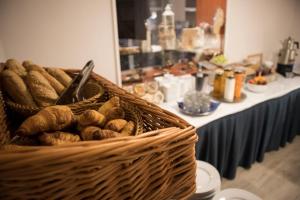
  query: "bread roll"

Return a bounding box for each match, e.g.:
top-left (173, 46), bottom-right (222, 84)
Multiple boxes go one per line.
top-left (39, 132), bottom-right (80, 145)
top-left (104, 119), bottom-right (127, 132)
top-left (16, 105), bottom-right (75, 136)
top-left (46, 67), bottom-right (72, 87)
top-left (0, 70), bottom-right (37, 106)
top-left (81, 126), bottom-right (119, 141)
top-left (5, 59), bottom-right (27, 77)
top-left (26, 64), bottom-right (65, 94)
top-left (26, 70), bottom-right (58, 107)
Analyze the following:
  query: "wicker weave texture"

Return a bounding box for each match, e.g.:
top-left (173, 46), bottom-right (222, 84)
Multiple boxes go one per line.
top-left (0, 69), bottom-right (197, 199)
top-left (0, 127), bottom-right (196, 199)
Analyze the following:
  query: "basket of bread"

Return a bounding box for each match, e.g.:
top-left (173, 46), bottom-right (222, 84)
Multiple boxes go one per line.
top-left (0, 59), bottom-right (104, 117)
top-left (0, 60), bottom-right (197, 200)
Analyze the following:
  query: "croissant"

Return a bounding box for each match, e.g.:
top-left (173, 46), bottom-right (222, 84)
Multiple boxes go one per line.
top-left (26, 64), bottom-right (65, 94)
top-left (5, 59), bottom-right (27, 77)
top-left (98, 96), bottom-right (120, 115)
top-left (39, 132), bottom-right (80, 145)
top-left (16, 105), bottom-right (75, 136)
top-left (105, 107), bottom-right (125, 122)
top-left (78, 110), bottom-right (106, 127)
top-left (81, 126), bottom-right (119, 141)
top-left (120, 121), bottom-right (135, 136)
top-left (104, 119), bottom-right (127, 132)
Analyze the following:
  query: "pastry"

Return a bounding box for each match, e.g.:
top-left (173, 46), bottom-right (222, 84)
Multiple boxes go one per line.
top-left (81, 126), bottom-right (119, 141)
top-left (105, 107), bottom-right (125, 122)
top-left (16, 105), bottom-right (75, 136)
top-left (120, 121), bottom-right (135, 136)
top-left (46, 67), bottom-right (72, 87)
top-left (26, 64), bottom-right (65, 94)
top-left (26, 70), bottom-right (58, 106)
top-left (0, 70), bottom-right (37, 106)
top-left (39, 132), bottom-right (80, 145)
top-left (77, 110), bottom-right (106, 127)
top-left (98, 96), bottom-right (120, 115)
top-left (104, 119), bottom-right (127, 132)
top-left (5, 59), bottom-right (27, 77)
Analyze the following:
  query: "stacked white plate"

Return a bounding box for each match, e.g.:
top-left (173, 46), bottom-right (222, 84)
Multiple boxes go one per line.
top-left (213, 188), bottom-right (262, 200)
top-left (189, 160), bottom-right (221, 200)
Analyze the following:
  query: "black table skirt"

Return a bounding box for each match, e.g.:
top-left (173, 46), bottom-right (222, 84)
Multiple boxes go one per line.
top-left (196, 88), bottom-right (300, 179)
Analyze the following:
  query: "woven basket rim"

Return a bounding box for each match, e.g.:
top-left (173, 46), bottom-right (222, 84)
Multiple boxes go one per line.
top-left (0, 126), bottom-right (195, 153)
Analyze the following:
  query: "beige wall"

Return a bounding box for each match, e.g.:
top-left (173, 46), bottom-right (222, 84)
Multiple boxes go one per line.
top-left (224, 0), bottom-right (300, 63)
top-left (0, 0), bottom-right (120, 84)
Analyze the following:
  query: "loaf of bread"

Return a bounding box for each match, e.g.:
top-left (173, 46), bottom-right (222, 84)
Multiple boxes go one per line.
top-left (22, 60), bottom-right (34, 68)
top-left (0, 70), bottom-right (37, 106)
top-left (16, 105), bottom-right (75, 136)
top-left (46, 67), bottom-right (72, 87)
top-left (104, 119), bottom-right (127, 132)
top-left (5, 59), bottom-right (27, 77)
top-left (39, 132), bottom-right (80, 145)
top-left (26, 70), bottom-right (58, 107)
top-left (26, 64), bottom-right (65, 94)
top-left (81, 126), bottom-right (119, 141)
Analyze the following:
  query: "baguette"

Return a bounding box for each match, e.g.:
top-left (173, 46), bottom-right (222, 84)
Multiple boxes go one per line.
top-left (26, 64), bottom-right (65, 94)
top-left (46, 67), bottom-right (72, 87)
top-left (5, 59), bottom-right (27, 77)
top-left (0, 70), bottom-right (37, 106)
top-left (26, 70), bottom-right (58, 107)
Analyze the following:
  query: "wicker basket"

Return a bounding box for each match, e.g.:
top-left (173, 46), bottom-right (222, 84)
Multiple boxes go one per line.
top-left (0, 69), bottom-right (197, 200)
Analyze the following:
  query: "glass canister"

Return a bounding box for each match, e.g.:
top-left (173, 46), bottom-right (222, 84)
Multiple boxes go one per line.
top-left (234, 69), bottom-right (245, 100)
top-left (213, 69), bottom-right (224, 98)
top-left (220, 67), bottom-right (232, 97)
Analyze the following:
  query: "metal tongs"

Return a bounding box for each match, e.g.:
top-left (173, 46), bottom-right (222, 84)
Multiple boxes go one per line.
top-left (56, 60), bottom-right (94, 105)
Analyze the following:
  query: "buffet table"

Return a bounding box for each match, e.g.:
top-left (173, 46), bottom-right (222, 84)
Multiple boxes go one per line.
top-left (161, 75), bottom-right (300, 179)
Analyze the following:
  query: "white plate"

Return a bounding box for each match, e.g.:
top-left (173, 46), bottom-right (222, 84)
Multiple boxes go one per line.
top-left (195, 160), bottom-right (221, 195)
top-left (246, 83), bottom-right (268, 93)
top-left (213, 188), bottom-right (262, 200)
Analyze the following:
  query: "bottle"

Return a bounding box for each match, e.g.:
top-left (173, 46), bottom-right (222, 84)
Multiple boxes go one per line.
top-left (161, 4), bottom-right (176, 50)
top-left (196, 67), bottom-right (204, 91)
top-left (224, 75), bottom-right (235, 102)
top-left (162, 4), bottom-right (175, 27)
top-left (234, 69), bottom-right (245, 100)
top-left (213, 70), bottom-right (223, 98)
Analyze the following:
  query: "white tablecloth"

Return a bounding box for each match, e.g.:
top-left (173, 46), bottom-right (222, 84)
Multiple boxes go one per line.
top-left (160, 74), bottom-right (300, 128)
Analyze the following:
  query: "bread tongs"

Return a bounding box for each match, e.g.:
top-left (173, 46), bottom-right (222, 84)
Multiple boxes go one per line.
top-left (56, 60), bottom-right (94, 105)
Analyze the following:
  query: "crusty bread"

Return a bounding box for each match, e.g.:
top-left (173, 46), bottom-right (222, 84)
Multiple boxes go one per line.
top-left (0, 70), bottom-right (37, 106)
top-left (46, 67), bottom-right (72, 87)
top-left (5, 59), bottom-right (27, 77)
top-left (25, 64), bottom-right (65, 95)
top-left (26, 70), bottom-right (58, 107)
top-left (22, 60), bottom-right (34, 68)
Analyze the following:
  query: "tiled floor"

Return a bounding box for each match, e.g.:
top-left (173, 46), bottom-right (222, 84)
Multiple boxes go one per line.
top-left (222, 136), bottom-right (300, 200)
